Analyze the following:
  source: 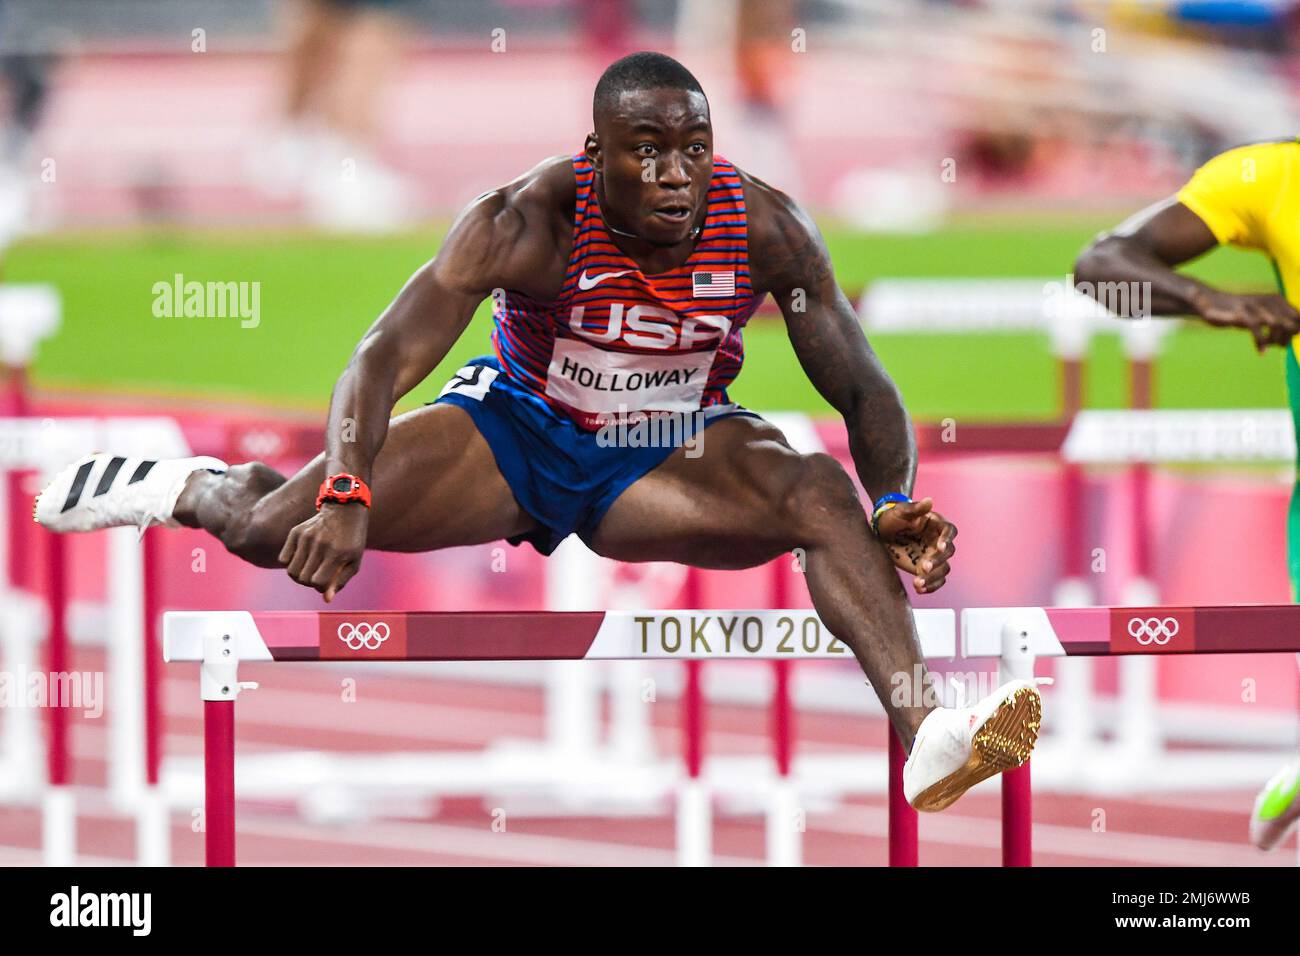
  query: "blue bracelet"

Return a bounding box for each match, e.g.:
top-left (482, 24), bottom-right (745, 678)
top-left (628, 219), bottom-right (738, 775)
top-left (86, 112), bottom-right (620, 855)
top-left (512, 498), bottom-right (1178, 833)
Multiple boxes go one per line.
top-left (870, 492), bottom-right (912, 533)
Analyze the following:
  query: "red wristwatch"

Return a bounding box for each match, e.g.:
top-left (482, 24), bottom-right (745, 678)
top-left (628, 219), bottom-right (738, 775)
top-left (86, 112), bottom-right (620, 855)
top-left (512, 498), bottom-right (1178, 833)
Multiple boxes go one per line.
top-left (316, 473), bottom-right (372, 510)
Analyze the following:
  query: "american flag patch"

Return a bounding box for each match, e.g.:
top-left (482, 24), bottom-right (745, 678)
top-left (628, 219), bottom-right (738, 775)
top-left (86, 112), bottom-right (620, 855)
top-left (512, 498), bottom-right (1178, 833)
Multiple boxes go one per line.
top-left (692, 271), bottom-right (734, 298)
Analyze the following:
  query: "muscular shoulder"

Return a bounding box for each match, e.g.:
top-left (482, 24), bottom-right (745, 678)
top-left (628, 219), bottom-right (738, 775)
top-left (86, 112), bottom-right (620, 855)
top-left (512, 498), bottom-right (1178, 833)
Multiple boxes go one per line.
top-left (737, 166), bottom-right (833, 297)
top-left (432, 154), bottom-right (576, 299)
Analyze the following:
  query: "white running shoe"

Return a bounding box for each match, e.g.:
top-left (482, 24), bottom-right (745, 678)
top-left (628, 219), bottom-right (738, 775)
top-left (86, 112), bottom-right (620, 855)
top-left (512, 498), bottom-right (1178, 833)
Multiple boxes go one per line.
top-left (903, 679), bottom-right (1042, 812)
top-left (34, 453), bottom-right (227, 534)
top-left (1249, 756), bottom-right (1300, 851)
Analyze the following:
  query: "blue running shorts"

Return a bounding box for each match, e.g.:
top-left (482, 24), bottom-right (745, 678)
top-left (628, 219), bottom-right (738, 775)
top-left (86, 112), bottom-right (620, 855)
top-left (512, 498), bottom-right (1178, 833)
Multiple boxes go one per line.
top-left (433, 356), bottom-right (760, 555)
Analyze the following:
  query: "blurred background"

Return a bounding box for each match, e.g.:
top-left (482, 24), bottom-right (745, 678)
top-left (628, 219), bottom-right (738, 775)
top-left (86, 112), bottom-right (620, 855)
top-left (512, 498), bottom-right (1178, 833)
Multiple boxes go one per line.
top-left (0, 0), bottom-right (1298, 865)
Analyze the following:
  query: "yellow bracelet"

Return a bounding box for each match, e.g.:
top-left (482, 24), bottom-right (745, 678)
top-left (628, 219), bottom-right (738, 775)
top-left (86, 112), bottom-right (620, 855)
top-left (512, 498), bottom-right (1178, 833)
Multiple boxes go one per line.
top-left (870, 501), bottom-right (899, 533)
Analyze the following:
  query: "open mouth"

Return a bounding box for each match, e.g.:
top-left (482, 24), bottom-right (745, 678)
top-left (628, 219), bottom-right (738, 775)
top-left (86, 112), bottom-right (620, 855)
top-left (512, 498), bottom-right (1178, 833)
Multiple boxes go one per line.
top-left (653, 204), bottom-right (693, 223)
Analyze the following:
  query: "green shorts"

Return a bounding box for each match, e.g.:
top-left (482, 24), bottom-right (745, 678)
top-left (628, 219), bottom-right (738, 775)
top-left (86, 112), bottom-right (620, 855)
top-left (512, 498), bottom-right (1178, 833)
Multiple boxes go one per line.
top-left (1286, 348), bottom-right (1300, 598)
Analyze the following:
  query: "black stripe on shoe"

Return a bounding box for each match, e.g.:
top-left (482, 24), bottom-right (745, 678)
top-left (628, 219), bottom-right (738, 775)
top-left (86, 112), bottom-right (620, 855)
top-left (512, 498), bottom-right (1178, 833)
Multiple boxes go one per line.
top-left (60, 460), bottom-right (96, 513)
top-left (128, 460), bottom-right (156, 484)
top-left (92, 456), bottom-right (127, 497)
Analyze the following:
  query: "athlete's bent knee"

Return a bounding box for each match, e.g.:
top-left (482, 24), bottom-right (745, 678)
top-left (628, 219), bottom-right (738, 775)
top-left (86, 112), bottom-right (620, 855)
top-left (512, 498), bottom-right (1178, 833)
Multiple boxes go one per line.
top-left (776, 452), bottom-right (862, 542)
top-left (226, 461), bottom-right (287, 498)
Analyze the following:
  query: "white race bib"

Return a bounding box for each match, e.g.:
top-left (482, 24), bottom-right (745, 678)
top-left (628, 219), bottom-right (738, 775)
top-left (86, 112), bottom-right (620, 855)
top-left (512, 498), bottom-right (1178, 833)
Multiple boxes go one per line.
top-left (545, 339), bottom-right (714, 423)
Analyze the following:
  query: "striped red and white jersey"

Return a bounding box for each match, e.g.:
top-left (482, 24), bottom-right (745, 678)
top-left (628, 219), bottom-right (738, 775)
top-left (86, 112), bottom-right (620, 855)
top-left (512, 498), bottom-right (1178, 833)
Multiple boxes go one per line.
top-left (491, 153), bottom-right (765, 430)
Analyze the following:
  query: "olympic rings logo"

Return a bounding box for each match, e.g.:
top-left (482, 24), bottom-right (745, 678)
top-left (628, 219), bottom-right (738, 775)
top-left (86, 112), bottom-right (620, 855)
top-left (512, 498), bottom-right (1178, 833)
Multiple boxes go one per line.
top-left (1127, 617), bottom-right (1179, 646)
top-left (338, 622), bottom-right (391, 651)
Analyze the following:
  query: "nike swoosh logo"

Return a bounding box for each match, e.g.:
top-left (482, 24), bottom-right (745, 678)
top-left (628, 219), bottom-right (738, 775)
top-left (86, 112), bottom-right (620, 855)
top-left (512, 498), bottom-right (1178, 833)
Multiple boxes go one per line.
top-left (578, 268), bottom-right (634, 290)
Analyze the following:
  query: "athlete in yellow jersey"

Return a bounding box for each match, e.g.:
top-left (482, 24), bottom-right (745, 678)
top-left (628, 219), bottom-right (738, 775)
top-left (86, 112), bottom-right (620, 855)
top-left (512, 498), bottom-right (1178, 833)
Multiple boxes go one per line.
top-left (1075, 139), bottom-right (1300, 852)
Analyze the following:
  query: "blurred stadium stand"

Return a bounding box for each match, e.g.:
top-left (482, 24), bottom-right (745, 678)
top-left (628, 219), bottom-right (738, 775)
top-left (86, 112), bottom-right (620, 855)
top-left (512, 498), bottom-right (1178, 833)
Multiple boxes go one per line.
top-left (0, 0), bottom-right (1298, 228)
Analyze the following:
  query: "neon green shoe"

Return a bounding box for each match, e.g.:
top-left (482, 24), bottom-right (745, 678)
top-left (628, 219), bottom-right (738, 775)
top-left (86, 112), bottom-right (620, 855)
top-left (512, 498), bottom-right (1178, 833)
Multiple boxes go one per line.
top-left (1250, 757), bottom-right (1300, 851)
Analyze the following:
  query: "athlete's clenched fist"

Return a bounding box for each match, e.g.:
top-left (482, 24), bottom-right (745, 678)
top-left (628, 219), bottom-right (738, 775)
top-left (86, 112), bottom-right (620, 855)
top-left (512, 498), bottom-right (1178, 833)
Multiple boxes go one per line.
top-left (873, 497), bottom-right (958, 595)
top-left (278, 503), bottom-right (368, 602)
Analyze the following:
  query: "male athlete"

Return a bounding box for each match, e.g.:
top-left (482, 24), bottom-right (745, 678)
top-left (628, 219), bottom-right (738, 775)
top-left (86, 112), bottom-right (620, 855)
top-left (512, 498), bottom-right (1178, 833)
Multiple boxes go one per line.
top-left (1075, 138), bottom-right (1300, 849)
top-left (36, 53), bottom-right (1040, 812)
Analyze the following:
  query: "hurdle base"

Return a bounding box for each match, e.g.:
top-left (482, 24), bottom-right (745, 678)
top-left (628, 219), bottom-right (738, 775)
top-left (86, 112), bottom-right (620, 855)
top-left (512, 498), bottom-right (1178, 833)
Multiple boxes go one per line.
top-left (41, 787), bottom-right (76, 866)
top-left (676, 780), bottom-right (711, 867)
top-left (765, 781), bottom-right (802, 867)
top-left (0, 590), bottom-right (48, 805)
top-left (0, 759), bottom-right (42, 803)
top-left (136, 785), bottom-right (171, 867)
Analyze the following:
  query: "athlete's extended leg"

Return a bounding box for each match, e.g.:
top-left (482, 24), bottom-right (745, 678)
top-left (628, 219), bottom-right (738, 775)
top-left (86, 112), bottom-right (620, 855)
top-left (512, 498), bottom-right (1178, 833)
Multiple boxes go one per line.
top-left (175, 403), bottom-right (538, 565)
top-left (588, 415), bottom-right (932, 744)
top-left (38, 403), bottom-right (539, 569)
top-left (589, 415), bottom-right (1039, 811)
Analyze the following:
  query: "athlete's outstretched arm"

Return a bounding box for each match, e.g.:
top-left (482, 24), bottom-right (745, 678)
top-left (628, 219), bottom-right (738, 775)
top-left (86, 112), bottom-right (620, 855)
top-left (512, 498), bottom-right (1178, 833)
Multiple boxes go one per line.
top-left (752, 191), bottom-right (956, 593)
top-left (280, 188), bottom-right (544, 599)
top-left (1074, 197), bottom-right (1300, 349)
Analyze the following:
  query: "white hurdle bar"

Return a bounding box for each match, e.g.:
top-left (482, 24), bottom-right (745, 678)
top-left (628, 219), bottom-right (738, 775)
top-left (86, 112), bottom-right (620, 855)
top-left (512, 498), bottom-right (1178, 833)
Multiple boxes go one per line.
top-left (164, 607), bottom-right (957, 867)
top-left (858, 277), bottom-right (1170, 362)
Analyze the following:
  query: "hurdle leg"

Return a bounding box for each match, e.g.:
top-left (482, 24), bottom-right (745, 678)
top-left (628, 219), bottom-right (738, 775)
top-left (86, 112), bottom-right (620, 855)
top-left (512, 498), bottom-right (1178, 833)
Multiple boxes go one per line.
top-left (676, 659), bottom-right (710, 866)
top-left (609, 660), bottom-right (653, 764)
top-left (1118, 481), bottom-right (1161, 764)
top-left (1052, 457), bottom-right (1100, 777)
top-left (0, 595), bottom-right (43, 802)
top-left (137, 529), bottom-right (169, 866)
top-left (204, 699), bottom-right (236, 867)
top-left (766, 659), bottom-right (800, 866)
top-left (1120, 369), bottom-right (1163, 767)
top-left (676, 569), bottom-right (711, 866)
top-left (998, 618), bottom-right (1037, 866)
top-left (198, 629), bottom-right (257, 867)
top-left (41, 788), bottom-right (75, 866)
top-left (1053, 462), bottom-right (1091, 608)
top-left (542, 539), bottom-right (603, 775)
top-left (888, 729), bottom-right (918, 865)
top-left (1002, 764), bottom-right (1032, 866)
top-left (7, 469), bottom-right (35, 592)
top-left (107, 527), bottom-right (146, 811)
top-left (3, 464), bottom-right (46, 805)
top-left (43, 532), bottom-right (75, 866)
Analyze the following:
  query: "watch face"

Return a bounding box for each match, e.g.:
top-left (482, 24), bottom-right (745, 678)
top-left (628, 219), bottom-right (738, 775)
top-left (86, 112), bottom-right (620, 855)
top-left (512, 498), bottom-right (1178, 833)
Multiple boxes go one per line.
top-left (331, 477), bottom-right (353, 494)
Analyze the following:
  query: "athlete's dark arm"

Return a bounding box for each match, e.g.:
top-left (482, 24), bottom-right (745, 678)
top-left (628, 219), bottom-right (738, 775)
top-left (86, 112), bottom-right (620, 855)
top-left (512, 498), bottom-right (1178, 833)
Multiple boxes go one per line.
top-left (279, 174), bottom-right (564, 600)
top-left (761, 210), bottom-right (914, 500)
top-left (750, 185), bottom-right (956, 593)
top-left (1074, 197), bottom-right (1300, 350)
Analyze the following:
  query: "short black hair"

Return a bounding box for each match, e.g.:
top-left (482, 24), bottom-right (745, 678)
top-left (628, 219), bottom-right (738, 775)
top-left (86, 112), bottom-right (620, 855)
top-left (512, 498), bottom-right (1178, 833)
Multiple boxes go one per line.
top-left (593, 51), bottom-right (707, 125)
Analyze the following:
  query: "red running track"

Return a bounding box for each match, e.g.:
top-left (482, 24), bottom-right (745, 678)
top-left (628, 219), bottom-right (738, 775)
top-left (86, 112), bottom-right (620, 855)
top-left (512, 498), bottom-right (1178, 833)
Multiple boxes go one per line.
top-left (0, 647), bottom-right (1292, 866)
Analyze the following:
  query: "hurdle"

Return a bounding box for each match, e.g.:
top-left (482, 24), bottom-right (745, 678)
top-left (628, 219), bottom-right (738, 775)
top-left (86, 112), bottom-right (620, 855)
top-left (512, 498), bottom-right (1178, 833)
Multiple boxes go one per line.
top-left (1063, 406), bottom-right (1295, 610)
top-left (1055, 409), bottom-right (1297, 785)
top-left (166, 600), bottom-right (1300, 866)
top-left (859, 277), bottom-right (1170, 452)
top-left (966, 601), bottom-right (1300, 866)
top-left (1, 283), bottom-right (60, 584)
top-left (0, 415), bottom-right (190, 865)
top-left (152, 422), bottom-right (835, 860)
top-left (164, 607), bottom-right (965, 867)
